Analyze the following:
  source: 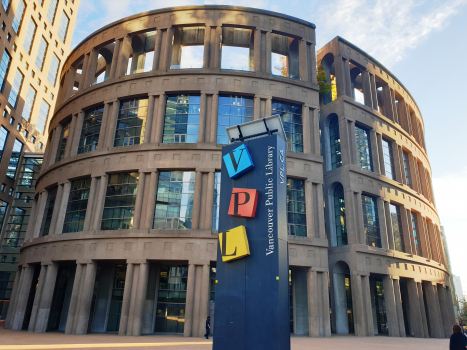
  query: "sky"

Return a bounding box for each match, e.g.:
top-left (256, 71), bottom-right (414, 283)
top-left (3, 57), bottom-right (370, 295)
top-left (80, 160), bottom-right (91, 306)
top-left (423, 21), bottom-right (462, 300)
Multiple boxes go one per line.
top-left (71, 0), bottom-right (467, 295)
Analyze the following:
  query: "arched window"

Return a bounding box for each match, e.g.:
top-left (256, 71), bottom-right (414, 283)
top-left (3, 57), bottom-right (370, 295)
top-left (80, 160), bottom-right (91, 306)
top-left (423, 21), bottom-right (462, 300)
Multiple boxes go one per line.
top-left (329, 116), bottom-right (341, 169)
top-left (334, 184), bottom-right (347, 246)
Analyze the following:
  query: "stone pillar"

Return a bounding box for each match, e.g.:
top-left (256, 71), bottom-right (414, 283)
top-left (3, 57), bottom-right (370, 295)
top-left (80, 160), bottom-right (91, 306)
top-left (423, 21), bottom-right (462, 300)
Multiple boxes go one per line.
top-left (184, 263), bottom-right (196, 337)
top-left (361, 275), bottom-right (374, 336)
top-left (34, 263), bottom-right (58, 333)
top-left (392, 141), bottom-right (403, 183)
top-left (310, 108), bottom-right (320, 155)
top-left (309, 41), bottom-right (317, 84)
top-left (445, 287), bottom-right (457, 328)
top-left (203, 25), bottom-right (211, 69)
top-left (132, 262), bottom-right (149, 336)
top-left (132, 173), bottom-right (146, 229)
top-left (418, 217), bottom-right (430, 259)
top-left (54, 181), bottom-right (72, 234)
top-left (417, 282), bottom-right (429, 338)
top-left (307, 269), bottom-right (319, 337)
top-left (370, 74), bottom-right (378, 110)
top-left (48, 184), bottom-right (64, 235)
top-left (152, 30), bottom-right (163, 70)
top-left (253, 29), bottom-right (261, 72)
top-left (406, 279), bottom-right (424, 337)
top-left (355, 192), bottom-right (365, 244)
top-left (144, 171), bottom-right (158, 229)
top-left (213, 26), bottom-right (222, 69)
top-left (382, 276), bottom-right (399, 337)
top-left (305, 180), bottom-right (314, 239)
top-left (302, 106), bottom-right (311, 155)
top-left (198, 264), bottom-right (211, 337)
top-left (48, 124), bottom-right (62, 167)
top-left (265, 31), bottom-right (272, 74)
top-left (4, 267), bottom-right (22, 329)
top-left (198, 93), bottom-right (207, 143)
top-left (369, 130), bottom-right (380, 174)
top-left (32, 190), bottom-right (47, 238)
top-left (28, 265), bottom-right (47, 332)
top-left (204, 171), bottom-right (215, 230)
top-left (334, 56), bottom-right (346, 98)
top-left (143, 95), bottom-right (156, 144)
top-left (82, 176), bottom-right (98, 231)
top-left (361, 70), bottom-right (373, 108)
top-left (210, 93), bottom-right (219, 142)
top-left (104, 100), bottom-right (120, 149)
top-left (11, 265), bottom-right (35, 330)
top-left (321, 272), bottom-right (331, 337)
top-left (400, 206), bottom-right (413, 254)
top-left (91, 175), bottom-right (108, 231)
top-left (70, 111), bottom-right (85, 156)
top-left (376, 133), bottom-right (386, 175)
top-left (384, 200), bottom-right (395, 250)
top-left (83, 49), bottom-right (99, 88)
top-left (65, 262), bottom-right (84, 334)
top-left (333, 272), bottom-right (348, 334)
top-left (377, 197), bottom-right (389, 249)
top-left (437, 285), bottom-right (451, 338)
top-left (343, 189), bottom-right (357, 245)
top-left (62, 67), bottom-right (77, 102)
top-left (109, 38), bottom-right (121, 79)
top-left (348, 120), bottom-right (358, 165)
top-left (343, 59), bottom-right (352, 97)
top-left (382, 85), bottom-right (395, 121)
top-left (191, 171), bottom-right (203, 230)
top-left (393, 279), bottom-right (406, 337)
top-left (423, 282), bottom-right (443, 338)
top-left (153, 93), bottom-right (166, 143)
top-left (350, 274), bottom-right (366, 336)
top-left (299, 40), bottom-right (308, 82)
top-left (316, 184), bottom-right (326, 239)
top-left (116, 35), bottom-right (132, 77)
top-left (74, 262), bottom-right (97, 335)
top-left (79, 54), bottom-right (90, 90)
top-left (64, 115), bottom-right (77, 158)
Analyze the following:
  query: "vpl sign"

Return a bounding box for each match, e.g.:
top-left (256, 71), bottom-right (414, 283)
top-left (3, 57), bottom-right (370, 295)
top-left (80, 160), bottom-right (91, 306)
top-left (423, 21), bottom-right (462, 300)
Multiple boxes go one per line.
top-left (213, 117), bottom-right (290, 350)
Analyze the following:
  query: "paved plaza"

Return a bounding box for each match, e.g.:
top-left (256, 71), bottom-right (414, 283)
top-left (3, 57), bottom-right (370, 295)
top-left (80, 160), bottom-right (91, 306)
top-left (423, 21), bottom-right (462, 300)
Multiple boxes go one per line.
top-left (0, 323), bottom-right (449, 350)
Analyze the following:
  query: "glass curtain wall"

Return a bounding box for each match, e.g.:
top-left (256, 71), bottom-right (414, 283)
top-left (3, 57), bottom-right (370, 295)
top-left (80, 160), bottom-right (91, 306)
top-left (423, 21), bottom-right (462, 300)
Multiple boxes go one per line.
top-left (39, 186), bottom-right (58, 236)
top-left (389, 204), bottom-right (405, 252)
top-left (272, 100), bottom-right (303, 152)
top-left (162, 95), bottom-right (200, 144)
top-left (55, 120), bottom-right (71, 162)
top-left (411, 213), bottom-right (422, 256)
top-left (286, 178), bottom-right (306, 237)
top-left (382, 139), bottom-right (396, 180)
top-left (334, 184), bottom-right (347, 246)
top-left (402, 151), bottom-right (412, 188)
top-left (361, 195), bottom-right (381, 247)
top-left (78, 106), bottom-right (104, 154)
top-left (63, 178), bottom-right (91, 233)
top-left (329, 116), bottom-right (342, 169)
top-left (7, 139), bottom-right (23, 179)
top-left (217, 95), bottom-right (253, 144)
top-left (114, 98), bottom-right (148, 147)
top-left (355, 125), bottom-right (372, 171)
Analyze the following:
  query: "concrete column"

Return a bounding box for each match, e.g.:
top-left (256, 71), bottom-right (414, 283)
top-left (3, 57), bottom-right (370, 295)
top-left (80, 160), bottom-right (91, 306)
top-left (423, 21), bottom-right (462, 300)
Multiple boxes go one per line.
top-left (48, 124), bottom-right (62, 167)
top-left (369, 130), bottom-right (380, 174)
top-left (54, 181), bottom-right (72, 234)
top-left (423, 282), bottom-right (443, 338)
top-left (34, 263), bottom-right (58, 333)
top-left (92, 175), bottom-right (108, 231)
top-left (65, 263), bottom-right (84, 334)
top-left (321, 272), bottom-right (331, 337)
top-left (153, 93), bottom-right (166, 143)
top-left (369, 74), bottom-right (378, 110)
top-left (28, 265), bottom-right (47, 332)
top-left (348, 120), bottom-right (358, 165)
top-left (64, 115), bottom-right (77, 158)
top-left (361, 275), bottom-right (374, 336)
top-left (4, 267), bottom-right (22, 329)
top-left (309, 41), bottom-right (317, 84)
top-left (210, 93), bottom-right (219, 142)
top-left (198, 264), bottom-right (211, 337)
top-left (48, 184), bottom-right (64, 235)
top-left (126, 265), bottom-right (139, 336)
top-left (109, 38), bottom-right (121, 79)
top-left (361, 70), bottom-right (373, 108)
top-left (191, 171), bottom-right (203, 230)
top-left (149, 30), bottom-right (162, 70)
top-left (406, 279), bottom-right (424, 337)
top-left (355, 192), bottom-right (365, 244)
top-left (305, 180), bottom-right (313, 239)
top-left (384, 200), bottom-right (395, 250)
top-left (116, 36), bottom-right (132, 77)
top-left (132, 262), bottom-right (149, 336)
top-left (376, 133), bottom-right (386, 175)
top-left (343, 189), bottom-right (357, 245)
top-left (333, 273), bottom-right (348, 334)
top-left (62, 67), bottom-right (77, 102)
top-left (82, 176), bottom-right (98, 231)
top-left (11, 265), bottom-right (35, 331)
top-left (377, 197), bottom-right (389, 249)
top-left (382, 276), bottom-right (399, 337)
top-left (350, 274), bottom-right (366, 336)
top-left (382, 85), bottom-right (395, 121)
top-left (24, 199), bottom-right (38, 242)
top-left (184, 263), bottom-right (196, 337)
top-left (132, 172), bottom-right (145, 229)
top-left (198, 93), bottom-right (207, 143)
top-left (307, 269), bottom-right (319, 337)
top-left (393, 279), bottom-right (406, 337)
top-left (302, 105), bottom-right (311, 155)
top-left (213, 26), bottom-right (222, 69)
top-left (253, 29), bottom-right (261, 72)
top-left (32, 191), bottom-right (47, 238)
top-left (417, 283), bottom-right (429, 338)
top-left (265, 31), bottom-right (272, 74)
top-left (74, 262), bottom-right (97, 335)
top-left (334, 56), bottom-right (346, 98)
top-left (316, 184), bottom-right (325, 239)
top-left (400, 206), bottom-right (413, 254)
top-left (79, 54), bottom-right (90, 90)
top-left (310, 108), bottom-right (320, 155)
top-left (204, 171), bottom-right (215, 230)
top-left (70, 111), bottom-right (84, 156)
top-left (343, 59), bottom-right (352, 97)
top-left (407, 210), bottom-right (418, 256)
top-left (144, 171), bottom-right (158, 229)
top-left (445, 287), bottom-right (457, 328)
top-left (83, 49), bottom-right (99, 88)
top-left (336, 118), bottom-right (350, 166)
top-left (392, 142), bottom-right (403, 183)
top-left (437, 285), bottom-right (451, 338)
top-left (203, 25), bottom-right (211, 69)
top-left (143, 95), bottom-right (156, 144)
top-left (418, 217), bottom-right (430, 259)
top-left (299, 40), bottom-right (308, 82)
top-left (104, 100), bottom-right (120, 149)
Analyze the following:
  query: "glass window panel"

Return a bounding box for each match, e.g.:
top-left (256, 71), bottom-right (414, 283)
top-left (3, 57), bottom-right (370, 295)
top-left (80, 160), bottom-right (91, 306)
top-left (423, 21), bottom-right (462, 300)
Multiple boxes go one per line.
top-left (7, 139), bottom-right (23, 179)
top-left (36, 99), bottom-right (50, 134)
top-left (361, 195), bottom-right (381, 248)
top-left (329, 116), bottom-right (342, 169)
top-left (78, 105), bottom-right (104, 154)
top-left (212, 172), bottom-right (221, 230)
top-left (35, 36), bottom-right (48, 71)
top-left (57, 11), bottom-right (69, 42)
top-left (114, 98), bottom-right (147, 147)
top-left (55, 120), bottom-right (71, 162)
top-left (22, 85), bottom-right (36, 121)
top-left (163, 95), bottom-right (199, 144)
top-left (23, 18), bottom-right (37, 54)
top-left (62, 178), bottom-right (90, 233)
top-left (11, 0), bottom-right (25, 34)
top-left (334, 184), bottom-right (347, 246)
top-left (382, 139), bottom-right (396, 181)
top-left (272, 100), bottom-right (303, 152)
top-left (403, 151), bottom-right (412, 188)
top-left (0, 126), bottom-right (8, 163)
top-left (0, 50), bottom-right (11, 91)
top-left (2, 0), bottom-right (10, 12)
top-left (8, 69), bottom-right (23, 107)
top-left (47, 53), bottom-right (60, 86)
top-left (390, 204), bottom-right (405, 253)
top-left (355, 125), bottom-right (373, 171)
top-left (217, 95), bottom-right (254, 144)
top-left (287, 178), bottom-right (306, 236)
top-left (39, 186), bottom-right (57, 236)
top-left (46, 0), bottom-right (58, 24)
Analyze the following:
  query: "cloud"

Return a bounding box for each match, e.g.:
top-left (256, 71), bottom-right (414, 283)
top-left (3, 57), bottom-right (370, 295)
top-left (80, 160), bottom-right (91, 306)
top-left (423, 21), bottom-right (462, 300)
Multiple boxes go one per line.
top-left (433, 167), bottom-right (467, 292)
top-left (316, 0), bottom-right (467, 67)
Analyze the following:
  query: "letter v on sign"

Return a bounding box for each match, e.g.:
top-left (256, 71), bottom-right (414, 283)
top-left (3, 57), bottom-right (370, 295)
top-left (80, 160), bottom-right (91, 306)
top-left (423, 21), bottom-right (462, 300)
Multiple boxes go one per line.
top-left (223, 144), bottom-right (254, 179)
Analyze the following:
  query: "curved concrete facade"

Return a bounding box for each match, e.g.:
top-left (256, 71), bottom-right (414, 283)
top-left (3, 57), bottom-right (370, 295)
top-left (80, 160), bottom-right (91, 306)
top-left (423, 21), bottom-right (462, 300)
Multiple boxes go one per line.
top-left (4, 6), bottom-right (454, 340)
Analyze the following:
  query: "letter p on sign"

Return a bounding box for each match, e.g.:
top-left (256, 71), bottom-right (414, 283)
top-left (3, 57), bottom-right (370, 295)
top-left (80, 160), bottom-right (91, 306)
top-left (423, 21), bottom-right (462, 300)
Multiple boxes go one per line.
top-left (228, 188), bottom-right (258, 218)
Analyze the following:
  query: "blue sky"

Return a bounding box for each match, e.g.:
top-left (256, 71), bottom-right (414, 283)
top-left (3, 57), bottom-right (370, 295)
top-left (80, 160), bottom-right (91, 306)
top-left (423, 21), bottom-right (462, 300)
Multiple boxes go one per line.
top-left (71, 0), bottom-right (467, 294)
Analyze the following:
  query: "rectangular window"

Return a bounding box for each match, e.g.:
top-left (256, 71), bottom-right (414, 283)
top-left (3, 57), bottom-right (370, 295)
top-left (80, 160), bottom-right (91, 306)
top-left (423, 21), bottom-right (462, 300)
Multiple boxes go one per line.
top-left (389, 204), bottom-right (405, 253)
top-left (39, 186), bottom-right (57, 236)
top-left (162, 95), bottom-right (200, 143)
top-left (0, 126), bottom-right (8, 163)
top-left (362, 194), bottom-right (381, 248)
top-left (57, 11), bottom-right (69, 42)
top-left (55, 120), bottom-right (70, 162)
top-left (18, 156), bottom-right (41, 187)
top-left (287, 178), bottom-right (306, 237)
top-left (217, 95), bottom-right (253, 144)
top-left (22, 85), bottom-right (36, 121)
top-left (382, 139), bottom-right (396, 180)
top-left (355, 125), bottom-right (373, 171)
top-left (114, 98), bottom-right (147, 147)
top-left (47, 53), bottom-right (60, 86)
top-left (78, 105), bottom-right (104, 154)
top-left (3, 207), bottom-right (25, 247)
top-left (23, 18), bottom-right (37, 54)
top-left (411, 212), bottom-right (422, 256)
top-left (329, 117), bottom-right (342, 169)
top-left (154, 266), bottom-right (188, 334)
top-left (272, 100), bottom-right (303, 152)
top-left (8, 69), bottom-right (23, 107)
top-left (63, 178), bottom-right (91, 233)
top-left (101, 172), bottom-right (138, 230)
top-left (2, 0), bottom-right (10, 12)
top-left (11, 0), bottom-right (25, 33)
top-left (36, 99), bottom-right (50, 134)
top-left (153, 171), bottom-right (196, 229)
top-left (46, 0), bottom-right (58, 24)
top-left (212, 172), bottom-right (221, 230)
top-left (35, 36), bottom-right (48, 70)
top-left (7, 139), bottom-right (23, 178)
top-left (402, 151), bottom-right (412, 188)
top-left (0, 50), bottom-right (12, 91)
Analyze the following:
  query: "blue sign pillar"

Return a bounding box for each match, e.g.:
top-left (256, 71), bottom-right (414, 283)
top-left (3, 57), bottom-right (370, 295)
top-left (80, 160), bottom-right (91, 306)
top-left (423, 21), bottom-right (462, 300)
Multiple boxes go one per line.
top-left (213, 134), bottom-right (290, 350)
